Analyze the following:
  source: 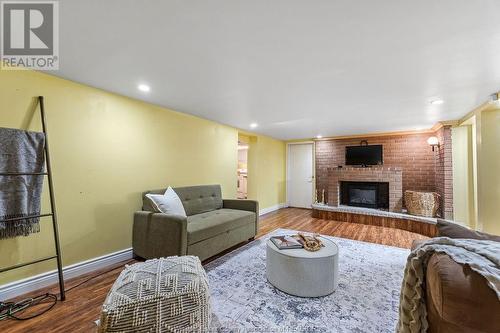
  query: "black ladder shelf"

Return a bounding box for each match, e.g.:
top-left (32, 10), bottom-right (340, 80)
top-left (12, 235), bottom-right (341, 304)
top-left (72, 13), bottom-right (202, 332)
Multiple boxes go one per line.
top-left (0, 96), bottom-right (65, 301)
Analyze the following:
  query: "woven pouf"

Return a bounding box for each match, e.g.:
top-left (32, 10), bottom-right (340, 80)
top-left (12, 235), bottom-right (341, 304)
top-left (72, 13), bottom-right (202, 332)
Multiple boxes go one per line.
top-left (98, 256), bottom-right (211, 333)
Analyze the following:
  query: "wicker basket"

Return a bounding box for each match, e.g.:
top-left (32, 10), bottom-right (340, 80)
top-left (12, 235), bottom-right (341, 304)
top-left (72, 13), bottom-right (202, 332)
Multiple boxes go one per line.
top-left (404, 190), bottom-right (440, 217)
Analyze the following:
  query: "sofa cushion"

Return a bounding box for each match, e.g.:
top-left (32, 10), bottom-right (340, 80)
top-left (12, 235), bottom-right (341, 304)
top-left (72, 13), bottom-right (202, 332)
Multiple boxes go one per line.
top-left (143, 185), bottom-right (223, 216)
top-left (437, 219), bottom-right (500, 242)
top-left (187, 209), bottom-right (256, 245)
top-left (145, 187), bottom-right (186, 217)
top-left (174, 185), bottom-right (223, 216)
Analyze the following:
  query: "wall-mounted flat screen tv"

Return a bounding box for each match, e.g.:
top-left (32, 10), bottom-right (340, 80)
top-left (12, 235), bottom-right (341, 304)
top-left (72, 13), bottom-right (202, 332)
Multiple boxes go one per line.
top-left (345, 145), bottom-right (383, 166)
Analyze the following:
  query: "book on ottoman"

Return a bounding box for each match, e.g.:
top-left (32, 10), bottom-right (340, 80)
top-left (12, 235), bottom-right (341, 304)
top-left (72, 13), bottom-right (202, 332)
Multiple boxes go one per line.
top-left (270, 235), bottom-right (303, 250)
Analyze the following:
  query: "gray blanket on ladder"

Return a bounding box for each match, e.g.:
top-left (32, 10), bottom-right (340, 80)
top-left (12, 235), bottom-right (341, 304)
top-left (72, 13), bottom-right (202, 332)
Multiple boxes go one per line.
top-left (0, 127), bottom-right (46, 239)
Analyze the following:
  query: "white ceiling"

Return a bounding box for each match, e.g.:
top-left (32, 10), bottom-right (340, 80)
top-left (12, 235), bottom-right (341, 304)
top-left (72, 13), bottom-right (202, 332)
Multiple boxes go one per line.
top-left (54, 0), bottom-right (500, 140)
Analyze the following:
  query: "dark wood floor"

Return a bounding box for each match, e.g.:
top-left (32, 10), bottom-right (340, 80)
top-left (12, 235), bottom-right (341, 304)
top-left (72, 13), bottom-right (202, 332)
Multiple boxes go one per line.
top-left (1, 208), bottom-right (426, 332)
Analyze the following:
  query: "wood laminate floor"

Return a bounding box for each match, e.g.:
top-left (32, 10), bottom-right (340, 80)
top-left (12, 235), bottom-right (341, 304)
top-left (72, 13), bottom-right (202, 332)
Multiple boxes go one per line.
top-left (1, 208), bottom-right (427, 332)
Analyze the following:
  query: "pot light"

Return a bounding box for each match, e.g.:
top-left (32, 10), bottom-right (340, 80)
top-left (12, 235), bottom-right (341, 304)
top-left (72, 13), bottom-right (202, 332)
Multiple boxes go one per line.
top-left (138, 84), bottom-right (151, 92)
top-left (249, 123), bottom-right (258, 129)
top-left (316, 135), bottom-right (323, 139)
top-left (430, 98), bottom-right (444, 105)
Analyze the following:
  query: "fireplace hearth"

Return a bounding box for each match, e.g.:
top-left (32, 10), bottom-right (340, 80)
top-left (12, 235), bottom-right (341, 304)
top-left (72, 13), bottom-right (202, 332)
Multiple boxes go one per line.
top-left (340, 181), bottom-right (389, 209)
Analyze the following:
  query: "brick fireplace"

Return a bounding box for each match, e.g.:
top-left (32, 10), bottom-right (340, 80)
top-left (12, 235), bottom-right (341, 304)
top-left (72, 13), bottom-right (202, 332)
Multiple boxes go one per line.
top-left (328, 167), bottom-right (403, 212)
top-left (316, 126), bottom-right (453, 218)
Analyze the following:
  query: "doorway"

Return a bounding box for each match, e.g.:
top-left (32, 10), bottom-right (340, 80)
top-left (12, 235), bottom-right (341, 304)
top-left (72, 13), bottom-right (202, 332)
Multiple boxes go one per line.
top-left (287, 143), bottom-right (314, 208)
top-left (237, 141), bottom-right (248, 199)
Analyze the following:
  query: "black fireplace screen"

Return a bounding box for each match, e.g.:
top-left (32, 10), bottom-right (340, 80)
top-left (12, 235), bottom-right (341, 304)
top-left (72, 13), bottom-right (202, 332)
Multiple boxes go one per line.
top-left (340, 181), bottom-right (389, 209)
top-left (350, 188), bottom-right (377, 205)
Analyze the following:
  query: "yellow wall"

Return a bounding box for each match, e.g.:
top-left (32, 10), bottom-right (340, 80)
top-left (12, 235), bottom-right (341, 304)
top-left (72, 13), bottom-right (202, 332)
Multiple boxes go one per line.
top-left (451, 126), bottom-right (475, 227)
top-left (457, 104), bottom-right (500, 235)
top-left (252, 135), bottom-right (287, 209)
top-left (0, 70), bottom-right (286, 284)
top-left (471, 116), bottom-right (479, 229)
top-left (477, 107), bottom-right (500, 235)
top-left (240, 134), bottom-right (287, 210)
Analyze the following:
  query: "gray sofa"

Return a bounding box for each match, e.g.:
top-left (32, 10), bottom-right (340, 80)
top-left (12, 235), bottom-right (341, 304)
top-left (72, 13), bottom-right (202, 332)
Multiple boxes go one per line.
top-left (133, 185), bottom-right (259, 261)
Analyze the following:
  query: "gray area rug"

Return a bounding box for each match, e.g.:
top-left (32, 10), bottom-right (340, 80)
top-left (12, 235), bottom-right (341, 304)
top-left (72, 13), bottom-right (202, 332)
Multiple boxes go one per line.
top-left (205, 228), bottom-right (410, 332)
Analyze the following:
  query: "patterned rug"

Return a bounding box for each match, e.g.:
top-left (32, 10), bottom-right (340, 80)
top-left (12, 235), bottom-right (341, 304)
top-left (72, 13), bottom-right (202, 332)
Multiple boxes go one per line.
top-left (206, 228), bottom-right (410, 333)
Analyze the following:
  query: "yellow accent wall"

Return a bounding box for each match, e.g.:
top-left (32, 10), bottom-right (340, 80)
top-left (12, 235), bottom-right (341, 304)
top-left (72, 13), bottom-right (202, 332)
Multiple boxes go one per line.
top-left (477, 107), bottom-right (500, 235)
top-left (239, 134), bottom-right (287, 210)
top-left (0, 70), bottom-right (286, 284)
top-left (451, 126), bottom-right (475, 227)
top-left (471, 116), bottom-right (479, 229)
top-left (456, 104), bottom-right (500, 235)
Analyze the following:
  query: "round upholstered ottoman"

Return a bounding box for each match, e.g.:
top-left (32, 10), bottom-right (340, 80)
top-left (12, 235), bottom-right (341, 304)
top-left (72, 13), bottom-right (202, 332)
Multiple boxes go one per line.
top-left (266, 237), bottom-right (339, 297)
top-left (99, 256), bottom-right (211, 332)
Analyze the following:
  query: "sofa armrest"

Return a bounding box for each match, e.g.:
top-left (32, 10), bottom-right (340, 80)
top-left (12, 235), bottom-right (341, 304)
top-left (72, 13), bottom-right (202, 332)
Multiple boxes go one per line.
top-left (426, 252), bottom-right (500, 332)
top-left (223, 199), bottom-right (259, 235)
top-left (133, 211), bottom-right (188, 259)
top-left (223, 199), bottom-right (259, 213)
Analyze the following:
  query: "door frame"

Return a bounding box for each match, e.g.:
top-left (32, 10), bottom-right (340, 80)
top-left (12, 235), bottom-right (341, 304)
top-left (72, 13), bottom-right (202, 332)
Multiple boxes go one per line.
top-left (286, 141), bottom-right (315, 208)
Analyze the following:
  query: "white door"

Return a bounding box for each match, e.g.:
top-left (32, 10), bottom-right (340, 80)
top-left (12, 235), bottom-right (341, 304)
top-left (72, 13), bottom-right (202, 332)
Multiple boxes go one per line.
top-left (288, 143), bottom-right (314, 208)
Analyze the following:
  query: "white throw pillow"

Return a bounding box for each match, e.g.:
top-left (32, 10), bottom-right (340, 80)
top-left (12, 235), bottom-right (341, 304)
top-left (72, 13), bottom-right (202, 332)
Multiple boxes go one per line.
top-left (145, 187), bottom-right (187, 217)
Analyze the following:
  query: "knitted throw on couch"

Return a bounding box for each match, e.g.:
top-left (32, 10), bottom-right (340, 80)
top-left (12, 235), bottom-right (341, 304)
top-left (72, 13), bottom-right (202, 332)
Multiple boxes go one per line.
top-left (0, 127), bottom-right (45, 239)
top-left (397, 237), bottom-right (500, 333)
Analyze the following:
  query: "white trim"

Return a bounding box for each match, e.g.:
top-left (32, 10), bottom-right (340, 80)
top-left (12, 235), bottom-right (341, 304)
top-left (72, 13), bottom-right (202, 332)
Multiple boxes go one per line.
top-left (0, 248), bottom-right (133, 301)
top-left (287, 141), bottom-right (314, 144)
top-left (259, 203), bottom-right (287, 216)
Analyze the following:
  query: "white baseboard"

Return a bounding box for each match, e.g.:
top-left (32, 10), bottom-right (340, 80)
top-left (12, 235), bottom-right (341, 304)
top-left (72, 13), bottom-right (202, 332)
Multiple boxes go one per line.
top-left (1, 204), bottom-right (287, 300)
top-left (259, 203), bottom-right (287, 216)
top-left (0, 248), bottom-right (133, 301)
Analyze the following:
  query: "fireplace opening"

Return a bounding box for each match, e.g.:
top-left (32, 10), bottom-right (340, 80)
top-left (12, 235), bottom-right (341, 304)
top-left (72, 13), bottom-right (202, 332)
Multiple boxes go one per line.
top-left (340, 181), bottom-right (389, 209)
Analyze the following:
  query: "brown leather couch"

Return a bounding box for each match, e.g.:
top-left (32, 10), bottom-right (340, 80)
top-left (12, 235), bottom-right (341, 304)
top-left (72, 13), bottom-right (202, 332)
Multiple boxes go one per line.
top-left (412, 241), bottom-right (500, 332)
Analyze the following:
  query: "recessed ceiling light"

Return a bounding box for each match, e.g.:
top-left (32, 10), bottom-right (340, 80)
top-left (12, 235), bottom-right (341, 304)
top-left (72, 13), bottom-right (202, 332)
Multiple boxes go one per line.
top-left (316, 135), bottom-right (323, 139)
top-left (138, 84), bottom-right (151, 92)
top-left (430, 98), bottom-right (444, 105)
top-left (249, 123), bottom-right (258, 129)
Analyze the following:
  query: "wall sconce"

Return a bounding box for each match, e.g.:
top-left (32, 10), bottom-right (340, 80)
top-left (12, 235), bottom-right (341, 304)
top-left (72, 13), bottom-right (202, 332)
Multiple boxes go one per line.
top-left (427, 136), bottom-right (439, 151)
